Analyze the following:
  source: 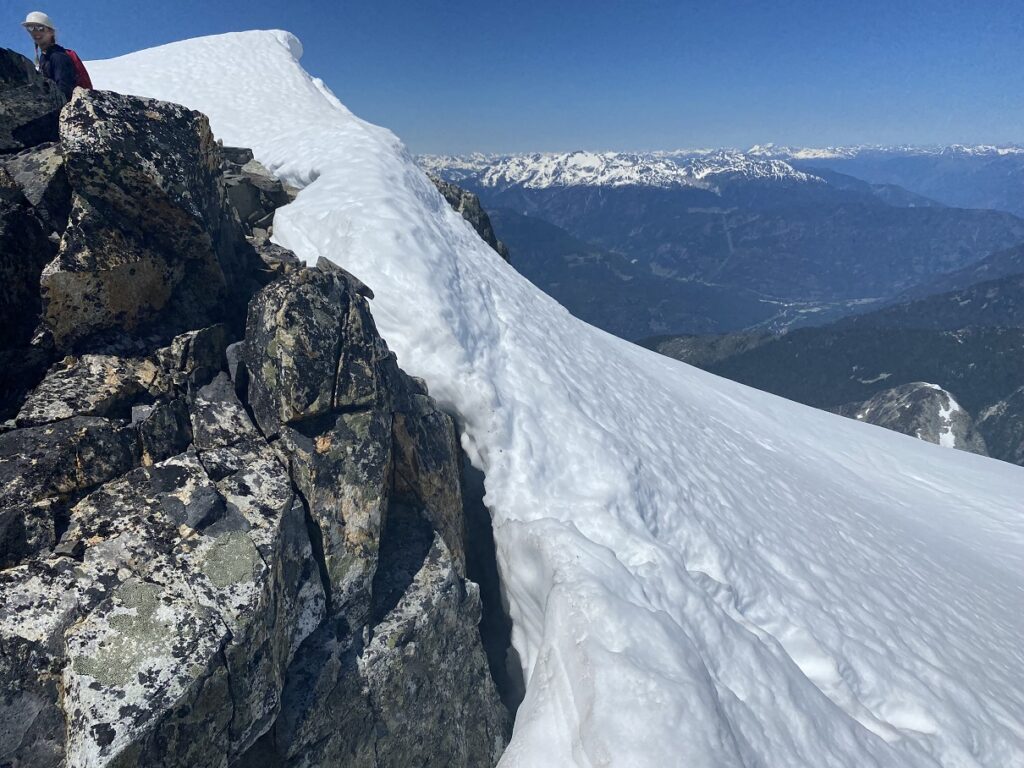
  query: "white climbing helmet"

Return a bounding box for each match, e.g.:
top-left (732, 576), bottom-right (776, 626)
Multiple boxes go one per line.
top-left (21, 11), bottom-right (55, 30)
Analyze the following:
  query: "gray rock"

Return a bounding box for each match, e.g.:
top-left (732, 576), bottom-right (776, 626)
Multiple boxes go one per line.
top-left (0, 166), bottom-right (56, 350)
top-left (0, 557), bottom-right (97, 768)
top-left (249, 237), bottom-right (302, 277)
top-left (0, 121), bottom-right (510, 767)
top-left (1, 440), bottom-right (325, 768)
top-left (836, 382), bottom-right (988, 455)
top-left (221, 149), bottom-right (296, 237)
top-left (430, 175), bottom-right (510, 261)
top-left (190, 373), bottom-right (259, 451)
top-left (0, 416), bottom-right (138, 567)
top-left (153, 324), bottom-right (230, 391)
top-left (0, 142), bottom-right (71, 233)
top-left (393, 390), bottom-right (467, 574)
top-left (281, 408), bottom-right (392, 623)
top-left (41, 89), bottom-right (230, 350)
top-left (39, 90), bottom-right (267, 352)
top-left (361, 520), bottom-right (510, 768)
top-left (243, 266), bottom-right (390, 438)
top-left (135, 398), bottom-right (193, 466)
top-left (263, 507), bottom-right (510, 768)
top-left (0, 48), bottom-right (66, 153)
top-left (16, 354), bottom-right (169, 427)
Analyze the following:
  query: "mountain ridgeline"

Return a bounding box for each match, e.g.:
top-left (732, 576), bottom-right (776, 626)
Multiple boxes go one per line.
top-left (422, 151), bottom-right (1024, 340)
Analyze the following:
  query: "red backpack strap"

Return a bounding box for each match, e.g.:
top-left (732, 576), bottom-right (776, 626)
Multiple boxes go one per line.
top-left (63, 49), bottom-right (93, 90)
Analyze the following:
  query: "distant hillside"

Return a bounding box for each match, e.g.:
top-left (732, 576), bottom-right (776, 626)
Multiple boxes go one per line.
top-left (840, 273), bottom-right (1024, 331)
top-left (776, 145), bottom-right (1024, 218)
top-left (489, 209), bottom-right (870, 339)
top-left (642, 269), bottom-right (1024, 464)
top-left (427, 151), bottom-right (1024, 337)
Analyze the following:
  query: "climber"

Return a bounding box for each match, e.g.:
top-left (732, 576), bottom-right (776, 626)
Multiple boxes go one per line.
top-left (21, 11), bottom-right (90, 99)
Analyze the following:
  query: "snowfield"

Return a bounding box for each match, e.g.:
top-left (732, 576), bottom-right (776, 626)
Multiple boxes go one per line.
top-left (90, 31), bottom-right (1024, 768)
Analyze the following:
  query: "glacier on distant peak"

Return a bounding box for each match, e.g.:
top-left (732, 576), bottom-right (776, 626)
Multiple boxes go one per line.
top-left (420, 149), bottom-right (823, 189)
top-left (420, 144), bottom-right (1024, 189)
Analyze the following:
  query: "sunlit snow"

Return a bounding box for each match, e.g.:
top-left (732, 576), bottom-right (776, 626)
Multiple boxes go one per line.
top-left (90, 31), bottom-right (1024, 768)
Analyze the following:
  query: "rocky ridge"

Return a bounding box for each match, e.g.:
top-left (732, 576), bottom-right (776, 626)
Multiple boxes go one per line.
top-left (834, 382), bottom-right (988, 455)
top-left (428, 175), bottom-right (509, 261)
top-left (0, 49), bottom-right (510, 768)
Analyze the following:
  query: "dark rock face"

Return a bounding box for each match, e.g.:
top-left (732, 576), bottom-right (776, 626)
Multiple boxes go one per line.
top-left (222, 146), bottom-right (297, 240)
top-left (0, 166), bottom-right (55, 349)
top-left (430, 175), bottom-right (510, 261)
top-left (835, 382), bottom-right (988, 455)
top-left (0, 142), bottom-right (71, 234)
top-left (978, 387), bottom-right (1024, 466)
top-left (0, 416), bottom-right (138, 567)
top-left (244, 264), bottom-right (388, 438)
top-left (40, 89), bottom-right (267, 352)
top-left (244, 266), bottom-right (511, 767)
top-left (0, 49), bottom-right (66, 153)
top-left (0, 78), bottom-right (510, 767)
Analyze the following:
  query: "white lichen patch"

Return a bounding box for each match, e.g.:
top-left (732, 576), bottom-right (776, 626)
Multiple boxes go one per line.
top-left (64, 577), bottom-right (228, 768)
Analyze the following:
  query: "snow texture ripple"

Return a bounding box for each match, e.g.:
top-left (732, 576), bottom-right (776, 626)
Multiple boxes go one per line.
top-left (90, 31), bottom-right (1024, 768)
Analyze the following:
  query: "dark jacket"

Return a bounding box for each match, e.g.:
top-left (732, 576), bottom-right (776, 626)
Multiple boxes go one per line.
top-left (39, 44), bottom-right (76, 100)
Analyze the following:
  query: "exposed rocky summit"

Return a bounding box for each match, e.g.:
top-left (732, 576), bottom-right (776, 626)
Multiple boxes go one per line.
top-left (0, 61), bottom-right (510, 767)
top-left (40, 88), bottom-right (269, 353)
top-left (835, 382), bottom-right (988, 455)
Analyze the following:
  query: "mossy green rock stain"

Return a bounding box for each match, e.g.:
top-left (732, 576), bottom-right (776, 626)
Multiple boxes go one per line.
top-left (202, 530), bottom-right (259, 589)
top-left (73, 581), bottom-right (173, 687)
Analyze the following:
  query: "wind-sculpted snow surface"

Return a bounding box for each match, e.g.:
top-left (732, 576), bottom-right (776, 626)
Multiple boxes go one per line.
top-left (90, 32), bottom-right (1024, 767)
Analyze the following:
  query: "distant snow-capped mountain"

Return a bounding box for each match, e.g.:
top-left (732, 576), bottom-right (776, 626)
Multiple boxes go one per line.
top-left (747, 143), bottom-right (1024, 160)
top-left (419, 150), bottom-right (822, 189)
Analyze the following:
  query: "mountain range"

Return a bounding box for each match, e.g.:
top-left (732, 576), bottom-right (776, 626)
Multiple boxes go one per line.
top-left (424, 149), bottom-right (1024, 338)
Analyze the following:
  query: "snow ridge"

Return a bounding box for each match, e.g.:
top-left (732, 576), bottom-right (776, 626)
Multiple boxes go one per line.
top-left (748, 142), bottom-right (1024, 160)
top-left (91, 31), bottom-right (1024, 768)
top-left (420, 149), bottom-right (822, 189)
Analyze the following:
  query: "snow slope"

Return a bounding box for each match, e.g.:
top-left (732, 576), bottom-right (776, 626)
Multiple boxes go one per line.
top-left (90, 32), bottom-right (1024, 767)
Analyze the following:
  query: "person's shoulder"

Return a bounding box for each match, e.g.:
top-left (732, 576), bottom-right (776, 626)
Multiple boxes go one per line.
top-left (41, 45), bottom-right (68, 59)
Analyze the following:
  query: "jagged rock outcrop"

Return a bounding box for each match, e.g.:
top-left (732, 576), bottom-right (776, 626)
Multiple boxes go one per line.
top-left (835, 382), bottom-right (988, 455)
top-left (242, 264), bottom-right (508, 767)
top-left (39, 89), bottom-right (268, 352)
top-left (0, 166), bottom-right (55, 348)
top-left (430, 175), bottom-right (510, 261)
top-left (0, 49), bottom-right (65, 153)
top-left (0, 78), bottom-right (510, 768)
top-left (222, 146), bottom-right (297, 241)
top-left (0, 164), bottom-right (58, 419)
top-left (978, 386), bottom-right (1024, 466)
top-left (1, 142), bottom-right (71, 234)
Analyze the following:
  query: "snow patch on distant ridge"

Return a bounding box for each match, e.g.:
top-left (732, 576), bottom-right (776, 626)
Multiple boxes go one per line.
top-left (421, 149), bottom-right (822, 189)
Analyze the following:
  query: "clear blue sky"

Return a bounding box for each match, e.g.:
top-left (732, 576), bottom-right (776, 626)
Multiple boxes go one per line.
top-left (2, 0), bottom-right (1023, 154)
